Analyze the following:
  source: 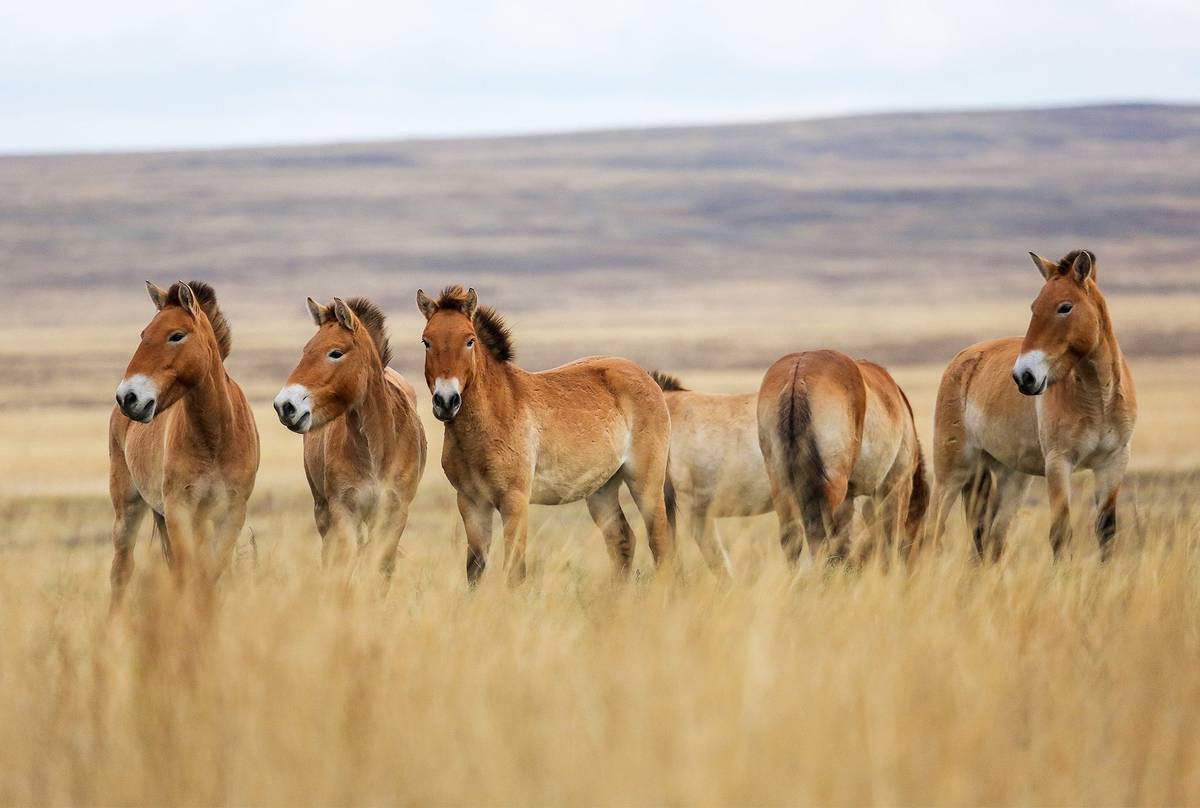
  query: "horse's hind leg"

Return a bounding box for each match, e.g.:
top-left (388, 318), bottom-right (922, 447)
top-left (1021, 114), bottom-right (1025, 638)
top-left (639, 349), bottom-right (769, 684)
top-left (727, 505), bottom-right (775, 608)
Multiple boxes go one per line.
top-left (690, 509), bottom-right (733, 581)
top-left (962, 467), bottom-right (994, 561)
top-left (622, 450), bottom-right (676, 571)
top-left (586, 475), bottom-right (635, 579)
top-left (980, 471), bottom-right (1031, 563)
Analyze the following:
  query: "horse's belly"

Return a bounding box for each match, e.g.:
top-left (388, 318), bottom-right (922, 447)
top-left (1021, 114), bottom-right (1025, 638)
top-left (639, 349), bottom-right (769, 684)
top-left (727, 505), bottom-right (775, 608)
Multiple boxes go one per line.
top-left (529, 423), bottom-right (627, 505)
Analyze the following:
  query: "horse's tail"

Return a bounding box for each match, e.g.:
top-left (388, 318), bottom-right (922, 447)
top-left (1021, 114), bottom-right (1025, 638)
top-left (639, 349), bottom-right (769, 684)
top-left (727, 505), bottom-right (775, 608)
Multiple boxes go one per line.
top-left (777, 374), bottom-right (827, 525)
top-left (664, 472), bottom-right (677, 535)
top-left (906, 442), bottom-right (930, 540)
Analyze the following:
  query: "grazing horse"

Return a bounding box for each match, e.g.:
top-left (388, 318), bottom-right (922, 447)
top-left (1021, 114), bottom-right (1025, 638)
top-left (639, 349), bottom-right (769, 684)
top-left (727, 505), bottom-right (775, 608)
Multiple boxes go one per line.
top-left (757, 350), bottom-right (928, 564)
top-left (109, 281), bottom-right (259, 604)
top-left (274, 297), bottom-right (426, 579)
top-left (929, 250), bottom-right (1136, 560)
top-left (650, 372), bottom-right (771, 579)
top-left (416, 286), bottom-right (675, 585)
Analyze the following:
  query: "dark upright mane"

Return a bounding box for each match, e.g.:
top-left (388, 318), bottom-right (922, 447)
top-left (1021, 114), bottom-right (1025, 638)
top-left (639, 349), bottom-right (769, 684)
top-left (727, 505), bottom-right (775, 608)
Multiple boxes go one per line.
top-left (1056, 249), bottom-right (1095, 274)
top-left (435, 286), bottom-right (515, 363)
top-left (649, 370), bottom-right (687, 391)
top-left (166, 281), bottom-right (231, 359)
top-left (344, 297), bottom-right (392, 367)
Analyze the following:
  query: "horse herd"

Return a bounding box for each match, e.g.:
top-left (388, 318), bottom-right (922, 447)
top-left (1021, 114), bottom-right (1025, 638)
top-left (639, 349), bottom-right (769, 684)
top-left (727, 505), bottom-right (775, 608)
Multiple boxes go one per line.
top-left (108, 249), bottom-right (1137, 604)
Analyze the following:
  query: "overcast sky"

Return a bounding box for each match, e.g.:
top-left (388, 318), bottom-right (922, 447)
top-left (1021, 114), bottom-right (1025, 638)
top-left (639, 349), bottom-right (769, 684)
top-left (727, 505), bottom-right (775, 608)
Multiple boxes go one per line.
top-left (3, 0), bottom-right (1197, 154)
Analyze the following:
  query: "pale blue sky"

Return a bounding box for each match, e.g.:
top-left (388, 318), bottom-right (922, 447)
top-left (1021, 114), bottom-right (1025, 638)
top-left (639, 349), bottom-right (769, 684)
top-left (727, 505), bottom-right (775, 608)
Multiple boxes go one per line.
top-left (3, 0), bottom-right (1197, 154)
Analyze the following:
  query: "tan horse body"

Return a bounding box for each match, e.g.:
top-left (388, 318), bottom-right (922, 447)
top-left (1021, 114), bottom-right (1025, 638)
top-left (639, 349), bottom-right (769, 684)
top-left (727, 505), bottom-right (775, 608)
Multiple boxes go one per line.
top-left (757, 350), bottom-right (927, 563)
top-left (417, 287), bottom-right (675, 585)
top-left (109, 281), bottom-right (259, 604)
top-left (274, 298), bottom-right (426, 579)
top-left (930, 250), bottom-right (1136, 559)
top-left (650, 373), bottom-right (770, 578)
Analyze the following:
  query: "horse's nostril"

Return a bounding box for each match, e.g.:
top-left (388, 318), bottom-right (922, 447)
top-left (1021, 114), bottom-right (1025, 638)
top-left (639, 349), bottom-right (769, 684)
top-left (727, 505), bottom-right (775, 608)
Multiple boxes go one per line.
top-left (282, 401), bottom-right (296, 418)
top-left (145, 399), bottom-right (155, 412)
top-left (448, 392), bottom-right (461, 410)
top-left (123, 391), bottom-right (138, 408)
top-left (1022, 370), bottom-right (1036, 388)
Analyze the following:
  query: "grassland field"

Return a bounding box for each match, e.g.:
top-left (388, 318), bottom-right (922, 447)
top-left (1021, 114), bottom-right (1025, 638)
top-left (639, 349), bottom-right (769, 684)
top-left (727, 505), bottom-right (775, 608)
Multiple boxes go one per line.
top-left (1, 104), bottom-right (1199, 805)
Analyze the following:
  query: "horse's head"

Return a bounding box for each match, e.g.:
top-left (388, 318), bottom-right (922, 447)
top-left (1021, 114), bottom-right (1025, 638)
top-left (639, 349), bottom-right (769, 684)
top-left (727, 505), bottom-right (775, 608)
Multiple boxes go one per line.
top-left (416, 286), bottom-right (482, 422)
top-left (274, 298), bottom-right (389, 433)
top-left (115, 281), bottom-right (227, 422)
top-left (1013, 250), bottom-right (1104, 396)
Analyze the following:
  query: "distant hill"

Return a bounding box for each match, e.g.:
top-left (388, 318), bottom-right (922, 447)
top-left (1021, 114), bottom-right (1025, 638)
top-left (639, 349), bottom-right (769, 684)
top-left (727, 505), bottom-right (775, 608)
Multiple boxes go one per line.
top-left (2, 103), bottom-right (1198, 329)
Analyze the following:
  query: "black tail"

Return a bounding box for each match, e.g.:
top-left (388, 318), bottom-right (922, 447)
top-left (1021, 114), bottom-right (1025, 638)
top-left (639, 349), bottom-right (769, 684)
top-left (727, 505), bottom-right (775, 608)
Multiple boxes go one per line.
top-left (777, 374), bottom-right (827, 530)
top-left (907, 443), bottom-right (929, 539)
top-left (664, 474), bottom-right (677, 534)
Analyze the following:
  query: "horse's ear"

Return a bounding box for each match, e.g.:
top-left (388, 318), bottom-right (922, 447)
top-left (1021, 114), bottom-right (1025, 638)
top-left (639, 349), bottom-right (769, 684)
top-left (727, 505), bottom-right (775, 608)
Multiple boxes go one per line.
top-left (175, 281), bottom-right (199, 316)
top-left (464, 287), bottom-right (479, 320)
top-left (1071, 250), bottom-right (1096, 284)
top-left (1029, 252), bottom-right (1058, 281)
top-left (306, 297), bottom-right (326, 326)
top-left (332, 297), bottom-right (358, 332)
top-left (146, 281), bottom-right (168, 310)
top-left (416, 289), bottom-right (438, 320)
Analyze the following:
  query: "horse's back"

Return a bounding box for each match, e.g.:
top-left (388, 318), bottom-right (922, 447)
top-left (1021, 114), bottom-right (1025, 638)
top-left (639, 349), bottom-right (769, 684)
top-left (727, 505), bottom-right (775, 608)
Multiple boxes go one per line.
top-left (523, 356), bottom-right (670, 505)
top-left (935, 337), bottom-right (1042, 476)
top-left (665, 390), bottom-right (771, 517)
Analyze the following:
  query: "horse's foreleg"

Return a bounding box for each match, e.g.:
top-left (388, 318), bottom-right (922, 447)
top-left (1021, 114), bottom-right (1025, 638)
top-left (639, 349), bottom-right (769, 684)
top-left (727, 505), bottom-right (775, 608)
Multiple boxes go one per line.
top-left (1045, 453), bottom-right (1074, 559)
top-left (498, 494), bottom-right (529, 586)
top-left (458, 493), bottom-right (494, 587)
top-left (320, 501), bottom-right (358, 572)
top-left (209, 501), bottom-right (248, 585)
top-left (1093, 447), bottom-right (1129, 561)
top-left (109, 494), bottom-right (148, 610)
top-left (376, 495), bottom-right (413, 589)
top-left (164, 501), bottom-right (202, 593)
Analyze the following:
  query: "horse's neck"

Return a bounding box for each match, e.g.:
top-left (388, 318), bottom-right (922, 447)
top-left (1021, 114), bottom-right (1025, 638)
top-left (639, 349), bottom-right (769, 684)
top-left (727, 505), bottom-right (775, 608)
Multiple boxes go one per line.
top-left (1075, 305), bottom-right (1125, 409)
top-left (453, 357), bottom-right (520, 438)
top-left (178, 357), bottom-right (237, 453)
top-left (344, 370), bottom-right (397, 469)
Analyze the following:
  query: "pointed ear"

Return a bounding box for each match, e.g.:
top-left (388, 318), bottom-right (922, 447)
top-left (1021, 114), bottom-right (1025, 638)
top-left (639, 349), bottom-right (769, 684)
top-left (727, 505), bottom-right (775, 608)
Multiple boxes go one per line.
top-left (176, 282), bottom-right (199, 315)
top-left (306, 297), bottom-right (326, 326)
top-left (1029, 252), bottom-right (1058, 281)
top-left (416, 289), bottom-right (438, 320)
top-left (332, 297), bottom-right (358, 332)
top-left (1071, 250), bottom-right (1096, 284)
top-left (146, 281), bottom-right (168, 310)
top-left (464, 287), bottom-right (479, 320)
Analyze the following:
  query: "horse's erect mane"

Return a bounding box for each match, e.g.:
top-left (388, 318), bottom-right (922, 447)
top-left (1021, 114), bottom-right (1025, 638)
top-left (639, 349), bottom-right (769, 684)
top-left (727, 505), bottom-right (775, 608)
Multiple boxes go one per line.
top-left (435, 286), bottom-right (515, 363)
top-left (1056, 249), bottom-right (1095, 274)
top-left (166, 281), bottom-right (231, 359)
top-left (345, 297), bottom-right (392, 367)
top-left (649, 370), bottom-right (687, 391)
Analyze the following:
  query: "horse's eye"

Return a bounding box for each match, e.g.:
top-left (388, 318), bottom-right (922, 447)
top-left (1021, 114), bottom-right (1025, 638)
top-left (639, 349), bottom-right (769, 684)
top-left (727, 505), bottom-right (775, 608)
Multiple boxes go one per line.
top-left (1057, 302), bottom-right (1073, 315)
top-left (421, 338), bottom-right (431, 350)
top-left (168, 331), bottom-right (185, 343)
top-left (465, 337), bottom-right (476, 349)
top-left (328, 350), bottom-right (344, 360)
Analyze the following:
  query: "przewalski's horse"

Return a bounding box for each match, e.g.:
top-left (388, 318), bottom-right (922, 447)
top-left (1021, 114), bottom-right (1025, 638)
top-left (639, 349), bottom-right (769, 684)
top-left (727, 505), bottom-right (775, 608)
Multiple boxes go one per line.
top-left (930, 250), bottom-right (1136, 561)
top-left (416, 286), bottom-right (675, 585)
top-left (757, 350), bottom-right (928, 564)
top-left (274, 297), bottom-right (426, 580)
top-left (110, 281), bottom-right (259, 604)
top-left (650, 372), bottom-right (771, 579)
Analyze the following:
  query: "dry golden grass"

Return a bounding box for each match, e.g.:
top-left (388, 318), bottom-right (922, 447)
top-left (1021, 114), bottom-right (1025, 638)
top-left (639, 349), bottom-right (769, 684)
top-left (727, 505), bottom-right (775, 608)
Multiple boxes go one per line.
top-left (2, 316), bottom-right (1199, 804)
